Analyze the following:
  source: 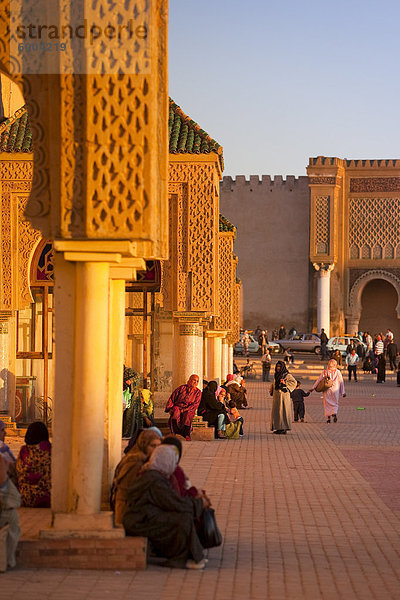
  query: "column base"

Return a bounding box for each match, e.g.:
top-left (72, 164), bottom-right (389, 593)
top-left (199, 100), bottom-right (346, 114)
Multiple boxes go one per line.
top-left (40, 511), bottom-right (120, 538)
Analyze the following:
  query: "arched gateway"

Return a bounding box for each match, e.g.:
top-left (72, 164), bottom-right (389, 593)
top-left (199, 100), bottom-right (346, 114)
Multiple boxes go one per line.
top-left (346, 270), bottom-right (400, 336)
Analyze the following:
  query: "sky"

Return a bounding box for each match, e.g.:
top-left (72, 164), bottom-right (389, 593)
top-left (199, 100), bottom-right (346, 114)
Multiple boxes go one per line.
top-left (169, 0), bottom-right (400, 177)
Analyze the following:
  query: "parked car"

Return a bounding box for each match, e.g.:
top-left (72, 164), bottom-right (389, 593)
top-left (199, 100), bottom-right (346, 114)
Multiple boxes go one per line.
top-left (276, 333), bottom-right (322, 354)
top-left (234, 334), bottom-right (280, 355)
top-left (326, 336), bottom-right (366, 358)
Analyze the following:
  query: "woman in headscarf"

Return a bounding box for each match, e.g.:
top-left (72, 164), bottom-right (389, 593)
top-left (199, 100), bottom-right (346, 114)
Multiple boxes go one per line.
top-left (199, 381), bottom-right (229, 439)
top-left (111, 429), bottom-right (161, 525)
top-left (225, 374), bottom-right (248, 409)
top-left (270, 360), bottom-right (297, 434)
top-left (310, 358), bottom-right (346, 423)
top-left (123, 445), bottom-right (209, 569)
top-left (122, 367), bottom-right (141, 439)
top-left (16, 421), bottom-right (51, 507)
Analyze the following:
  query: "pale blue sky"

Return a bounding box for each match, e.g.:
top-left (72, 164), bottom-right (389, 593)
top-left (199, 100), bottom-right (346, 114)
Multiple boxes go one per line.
top-left (169, 0), bottom-right (400, 177)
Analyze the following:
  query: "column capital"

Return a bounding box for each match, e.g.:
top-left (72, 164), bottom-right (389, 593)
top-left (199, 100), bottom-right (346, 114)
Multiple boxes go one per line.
top-left (205, 329), bottom-right (229, 339)
top-left (313, 262), bottom-right (335, 273)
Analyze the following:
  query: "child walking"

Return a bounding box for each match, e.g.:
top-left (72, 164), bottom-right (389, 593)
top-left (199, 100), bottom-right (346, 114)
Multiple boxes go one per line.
top-left (290, 380), bottom-right (310, 422)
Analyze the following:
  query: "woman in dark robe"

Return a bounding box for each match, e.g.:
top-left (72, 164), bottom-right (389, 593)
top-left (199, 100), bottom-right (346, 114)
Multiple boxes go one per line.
top-left (123, 445), bottom-right (209, 569)
top-left (199, 381), bottom-right (229, 439)
top-left (270, 360), bottom-right (297, 434)
top-left (111, 429), bottom-right (161, 525)
top-left (16, 421), bottom-right (51, 507)
top-left (377, 353), bottom-right (386, 383)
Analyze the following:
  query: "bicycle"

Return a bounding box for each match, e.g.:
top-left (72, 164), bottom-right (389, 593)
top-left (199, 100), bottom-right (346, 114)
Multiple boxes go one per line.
top-left (34, 395), bottom-right (53, 426)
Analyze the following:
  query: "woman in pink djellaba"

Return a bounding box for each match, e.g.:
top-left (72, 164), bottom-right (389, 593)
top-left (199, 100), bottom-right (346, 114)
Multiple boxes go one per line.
top-left (310, 359), bottom-right (346, 423)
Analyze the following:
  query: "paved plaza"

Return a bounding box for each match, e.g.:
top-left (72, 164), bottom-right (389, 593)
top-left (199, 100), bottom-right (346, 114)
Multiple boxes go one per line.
top-left (2, 359), bottom-right (400, 599)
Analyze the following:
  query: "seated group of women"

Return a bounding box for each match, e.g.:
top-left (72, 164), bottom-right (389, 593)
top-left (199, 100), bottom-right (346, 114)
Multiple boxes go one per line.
top-left (197, 375), bottom-right (246, 439)
top-left (112, 428), bottom-right (213, 570)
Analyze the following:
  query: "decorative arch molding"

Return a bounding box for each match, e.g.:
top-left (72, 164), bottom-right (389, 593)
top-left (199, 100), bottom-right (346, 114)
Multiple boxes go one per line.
top-left (348, 269), bottom-right (400, 320)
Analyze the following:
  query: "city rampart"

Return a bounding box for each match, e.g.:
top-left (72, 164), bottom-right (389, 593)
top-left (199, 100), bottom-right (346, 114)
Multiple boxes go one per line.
top-left (220, 175), bottom-right (311, 333)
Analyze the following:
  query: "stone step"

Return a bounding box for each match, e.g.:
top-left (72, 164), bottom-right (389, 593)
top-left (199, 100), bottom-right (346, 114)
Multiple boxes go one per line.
top-left (17, 536), bottom-right (147, 570)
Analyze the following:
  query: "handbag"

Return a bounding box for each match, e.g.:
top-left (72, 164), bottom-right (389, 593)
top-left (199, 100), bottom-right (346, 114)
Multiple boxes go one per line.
top-left (197, 508), bottom-right (222, 548)
top-left (315, 375), bottom-right (333, 393)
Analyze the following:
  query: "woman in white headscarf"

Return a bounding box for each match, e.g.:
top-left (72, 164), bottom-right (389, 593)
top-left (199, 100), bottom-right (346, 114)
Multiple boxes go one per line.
top-left (123, 445), bottom-right (210, 569)
top-left (310, 358), bottom-right (346, 423)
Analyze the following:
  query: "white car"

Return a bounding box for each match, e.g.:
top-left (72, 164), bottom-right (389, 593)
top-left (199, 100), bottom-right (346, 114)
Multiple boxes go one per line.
top-left (326, 336), bottom-right (366, 358)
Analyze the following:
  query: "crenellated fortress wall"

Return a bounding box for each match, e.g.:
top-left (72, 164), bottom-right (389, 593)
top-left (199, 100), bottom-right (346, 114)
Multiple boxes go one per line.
top-left (220, 174), bottom-right (311, 332)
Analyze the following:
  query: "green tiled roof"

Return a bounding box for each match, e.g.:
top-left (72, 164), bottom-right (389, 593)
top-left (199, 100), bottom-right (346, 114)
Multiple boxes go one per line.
top-left (169, 99), bottom-right (224, 169)
top-left (219, 214), bottom-right (236, 232)
top-left (0, 106), bottom-right (32, 153)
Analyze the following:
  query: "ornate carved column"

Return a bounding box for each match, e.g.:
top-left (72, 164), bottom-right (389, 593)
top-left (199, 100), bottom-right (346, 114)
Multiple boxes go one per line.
top-left (313, 263), bottom-right (334, 337)
top-left (0, 0), bottom-right (169, 536)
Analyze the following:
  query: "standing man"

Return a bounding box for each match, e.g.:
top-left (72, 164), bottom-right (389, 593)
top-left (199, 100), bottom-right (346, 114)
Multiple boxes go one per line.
top-left (320, 328), bottom-right (328, 360)
top-left (278, 325), bottom-right (286, 340)
top-left (386, 338), bottom-right (398, 371)
top-left (258, 330), bottom-right (268, 354)
top-left (165, 374), bottom-right (201, 441)
top-left (346, 349), bottom-right (359, 382)
top-left (375, 335), bottom-right (384, 356)
top-left (261, 349), bottom-right (272, 382)
top-left (242, 330), bottom-right (251, 357)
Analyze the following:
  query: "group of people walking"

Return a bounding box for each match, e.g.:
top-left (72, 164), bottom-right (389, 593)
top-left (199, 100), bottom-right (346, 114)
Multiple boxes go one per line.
top-left (270, 358), bottom-right (346, 434)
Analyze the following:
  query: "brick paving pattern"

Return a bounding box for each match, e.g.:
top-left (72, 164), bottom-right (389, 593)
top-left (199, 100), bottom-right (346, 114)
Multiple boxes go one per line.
top-left (1, 360), bottom-right (400, 599)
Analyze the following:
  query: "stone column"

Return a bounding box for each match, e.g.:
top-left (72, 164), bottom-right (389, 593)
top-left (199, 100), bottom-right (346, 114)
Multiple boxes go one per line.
top-left (130, 334), bottom-right (144, 375)
top-left (314, 263), bottom-right (334, 337)
top-left (203, 334), bottom-right (208, 382)
top-left (104, 261), bottom-right (145, 501)
top-left (228, 344), bottom-right (234, 376)
top-left (0, 320), bottom-right (10, 414)
top-left (221, 338), bottom-right (229, 383)
top-left (172, 321), bottom-right (201, 389)
top-left (51, 251), bottom-right (122, 533)
top-left (205, 331), bottom-right (228, 384)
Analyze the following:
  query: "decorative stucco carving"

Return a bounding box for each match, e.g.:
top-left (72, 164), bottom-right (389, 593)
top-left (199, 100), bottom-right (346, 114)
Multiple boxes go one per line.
top-left (314, 196), bottom-right (330, 255)
top-left (310, 177), bottom-right (336, 185)
top-left (0, 161), bottom-right (40, 311)
top-left (227, 280), bottom-right (241, 345)
top-left (168, 161), bottom-right (219, 315)
top-left (214, 233), bottom-right (235, 332)
top-left (348, 198), bottom-right (400, 259)
top-left (0, 1), bottom-right (169, 257)
top-left (350, 177), bottom-right (400, 193)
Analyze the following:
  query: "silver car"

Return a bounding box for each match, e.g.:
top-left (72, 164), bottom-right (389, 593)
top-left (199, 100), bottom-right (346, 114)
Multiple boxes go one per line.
top-left (277, 333), bottom-right (322, 354)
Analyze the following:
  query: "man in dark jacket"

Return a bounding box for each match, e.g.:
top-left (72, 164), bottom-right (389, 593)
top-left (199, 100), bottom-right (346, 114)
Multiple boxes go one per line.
top-left (387, 340), bottom-right (398, 371)
top-left (320, 328), bottom-right (328, 360)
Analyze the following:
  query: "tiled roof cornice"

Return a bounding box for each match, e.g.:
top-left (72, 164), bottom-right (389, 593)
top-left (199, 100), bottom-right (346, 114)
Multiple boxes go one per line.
top-left (0, 106), bottom-right (32, 153)
top-left (169, 98), bottom-right (224, 170)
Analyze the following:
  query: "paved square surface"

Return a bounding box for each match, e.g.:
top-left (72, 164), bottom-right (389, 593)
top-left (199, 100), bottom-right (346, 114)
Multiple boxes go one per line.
top-left (2, 360), bottom-right (400, 599)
